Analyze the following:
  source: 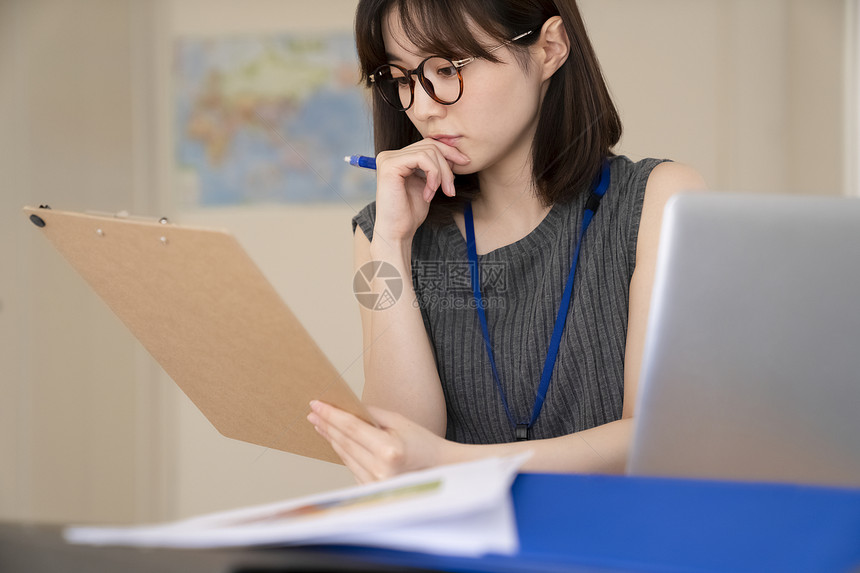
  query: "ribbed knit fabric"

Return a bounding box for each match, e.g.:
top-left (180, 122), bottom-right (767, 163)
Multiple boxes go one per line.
top-left (352, 156), bottom-right (667, 444)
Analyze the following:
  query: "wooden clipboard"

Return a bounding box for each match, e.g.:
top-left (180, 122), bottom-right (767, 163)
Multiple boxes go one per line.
top-left (24, 205), bottom-right (372, 464)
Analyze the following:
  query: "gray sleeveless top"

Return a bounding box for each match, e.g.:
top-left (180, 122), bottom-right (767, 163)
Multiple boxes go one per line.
top-left (352, 156), bottom-right (666, 444)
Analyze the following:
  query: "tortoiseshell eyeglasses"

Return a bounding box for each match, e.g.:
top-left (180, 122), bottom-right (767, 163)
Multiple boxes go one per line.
top-left (369, 29), bottom-right (535, 112)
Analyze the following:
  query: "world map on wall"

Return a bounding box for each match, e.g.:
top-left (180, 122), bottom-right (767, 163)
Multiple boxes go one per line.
top-left (174, 34), bottom-right (376, 206)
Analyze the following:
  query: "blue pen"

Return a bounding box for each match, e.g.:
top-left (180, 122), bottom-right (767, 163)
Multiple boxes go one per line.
top-left (344, 155), bottom-right (377, 170)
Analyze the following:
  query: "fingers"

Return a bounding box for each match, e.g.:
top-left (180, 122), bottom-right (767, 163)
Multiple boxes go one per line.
top-left (308, 401), bottom-right (405, 481)
top-left (378, 147), bottom-right (450, 202)
top-left (317, 424), bottom-right (376, 484)
top-left (377, 138), bottom-right (470, 202)
top-left (421, 139), bottom-right (470, 200)
top-left (426, 137), bottom-right (471, 166)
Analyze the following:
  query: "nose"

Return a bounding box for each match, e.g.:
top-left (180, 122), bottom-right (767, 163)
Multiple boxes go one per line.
top-left (409, 79), bottom-right (446, 122)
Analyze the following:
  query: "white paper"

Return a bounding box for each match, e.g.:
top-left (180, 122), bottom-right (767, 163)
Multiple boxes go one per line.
top-left (64, 453), bottom-right (529, 557)
top-left (322, 490), bottom-right (517, 556)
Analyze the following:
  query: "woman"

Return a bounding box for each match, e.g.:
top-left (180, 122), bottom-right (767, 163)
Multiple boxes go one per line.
top-left (307, 0), bottom-right (706, 483)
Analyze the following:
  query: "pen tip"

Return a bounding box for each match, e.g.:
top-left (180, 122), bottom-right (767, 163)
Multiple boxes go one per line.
top-left (343, 156), bottom-right (351, 163)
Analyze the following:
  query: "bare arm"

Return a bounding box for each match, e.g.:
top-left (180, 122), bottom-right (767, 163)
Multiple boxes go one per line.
top-left (355, 225), bottom-right (447, 435)
top-left (623, 161), bottom-right (708, 420)
top-left (356, 139), bottom-right (471, 437)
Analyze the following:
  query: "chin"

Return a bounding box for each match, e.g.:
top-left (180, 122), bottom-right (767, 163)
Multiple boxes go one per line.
top-left (452, 164), bottom-right (480, 176)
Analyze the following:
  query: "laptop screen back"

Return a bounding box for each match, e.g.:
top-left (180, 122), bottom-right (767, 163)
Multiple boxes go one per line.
top-left (628, 193), bottom-right (860, 487)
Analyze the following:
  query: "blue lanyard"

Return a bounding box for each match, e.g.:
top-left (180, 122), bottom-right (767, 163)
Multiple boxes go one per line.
top-left (464, 159), bottom-right (611, 441)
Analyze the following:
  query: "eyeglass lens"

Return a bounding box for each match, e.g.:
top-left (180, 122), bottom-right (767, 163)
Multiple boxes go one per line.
top-left (374, 57), bottom-right (463, 111)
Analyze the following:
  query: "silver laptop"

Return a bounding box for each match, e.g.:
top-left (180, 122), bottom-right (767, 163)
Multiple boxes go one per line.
top-left (628, 192), bottom-right (860, 488)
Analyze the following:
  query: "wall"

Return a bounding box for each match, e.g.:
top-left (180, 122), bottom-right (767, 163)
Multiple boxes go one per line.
top-left (0, 0), bottom-right (853, 525)
top-left (848, 0), bottom-right (860, 197)
top-left (785, 0), bottom-right (849, 195)
top-left (584, 0), bottom-right (847, 196)
top-left (1, 0), bottom-right (147, 523)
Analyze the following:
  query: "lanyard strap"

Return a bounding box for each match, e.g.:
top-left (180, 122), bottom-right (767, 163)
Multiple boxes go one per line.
top-left (464, 159), bottom-right (611, 440)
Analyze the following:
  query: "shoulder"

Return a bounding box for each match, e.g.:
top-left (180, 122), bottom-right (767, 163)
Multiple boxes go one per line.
top-left (598, 156), bottom-right (707, 273)
top-left (351, 201), bottom-right (377, 242)
top-left (603, 156), bottom-right (674, 220)
top-left (598, 157), bottom-right (694, 269)
top-left (608, 156), bottom-right (704, 197)
top-left (608, 155), bottom-right (666, 192)
top-left (606, 156), bottom-right (707, 227)
top-left (640, 162), bottom-right (708, 236)
top-left (644, 161), bottom-right (708, 205)
top-left (637, 161), bottom-right (708, 264)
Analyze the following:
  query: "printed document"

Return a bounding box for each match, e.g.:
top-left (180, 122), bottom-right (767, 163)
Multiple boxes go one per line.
top-left (65, 454), bottom-right (529, 557)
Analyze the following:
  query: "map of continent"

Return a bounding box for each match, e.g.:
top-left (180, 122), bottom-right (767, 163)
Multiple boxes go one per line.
top-left (175, 34), bottom-right (375, 205)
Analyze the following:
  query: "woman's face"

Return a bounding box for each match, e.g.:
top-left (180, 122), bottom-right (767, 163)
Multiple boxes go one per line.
top-left (382, 10), bottom-right (546, 180)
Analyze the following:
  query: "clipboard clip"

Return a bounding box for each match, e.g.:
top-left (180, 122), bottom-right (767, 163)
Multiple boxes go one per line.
top-left (29, 205), bottom-right (51, 228)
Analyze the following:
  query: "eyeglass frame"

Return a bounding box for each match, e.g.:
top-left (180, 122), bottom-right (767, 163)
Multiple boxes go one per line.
top-left (369, 28), bottom-right (536, 112)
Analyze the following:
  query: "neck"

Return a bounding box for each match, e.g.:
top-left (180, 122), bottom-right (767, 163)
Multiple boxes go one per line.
top-left (456, 165), bottom-right (551, 256)
top-left (472, 161), bottom-right (548, 224)
top-left (459, 121), bottom-right (551, 254)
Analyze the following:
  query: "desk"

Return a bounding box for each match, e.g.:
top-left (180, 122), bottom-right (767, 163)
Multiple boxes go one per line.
top-left (2, 473), bottom-right (859, 572)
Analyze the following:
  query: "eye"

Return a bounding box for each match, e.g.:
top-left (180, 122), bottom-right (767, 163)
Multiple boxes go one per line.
top-left (434, 64), bottom-right (458, 79)
top-left (375, 65), bottom-right (409, 84)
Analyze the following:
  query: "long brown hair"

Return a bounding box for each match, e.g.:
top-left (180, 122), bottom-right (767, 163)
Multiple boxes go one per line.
top-left (354, 0), bottom-right (622, 224)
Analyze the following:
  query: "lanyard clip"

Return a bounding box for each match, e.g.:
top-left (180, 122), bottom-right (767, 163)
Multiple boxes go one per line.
top-left (585, 192), bottom-right (602, 213)
top-left (515, 424), bottom-right (530, 441)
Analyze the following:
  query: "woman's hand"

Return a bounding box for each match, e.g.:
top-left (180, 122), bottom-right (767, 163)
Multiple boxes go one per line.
top-left (307, 400), bottom-right (456, 483)
top-left (372, 139), bottom-right (470, 243)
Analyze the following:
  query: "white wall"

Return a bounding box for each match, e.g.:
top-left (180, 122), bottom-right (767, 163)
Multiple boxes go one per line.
top-left (1, 0), bottom-right (853, 525)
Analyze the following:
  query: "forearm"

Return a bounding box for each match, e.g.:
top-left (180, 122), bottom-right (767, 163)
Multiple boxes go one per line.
top-left (309, 404), bottom-right (632, 483)
top-left (361, 237), bottom-right (447, 435)
top-left (445, 418), bottom-right (633, 474)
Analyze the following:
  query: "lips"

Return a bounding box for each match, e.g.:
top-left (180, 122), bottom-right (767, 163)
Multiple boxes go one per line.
top-left (431, 135), bottom-right (461, 147)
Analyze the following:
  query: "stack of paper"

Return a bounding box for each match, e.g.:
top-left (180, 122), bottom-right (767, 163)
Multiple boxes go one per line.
top-left (64, 454), bottom-right (528, 557)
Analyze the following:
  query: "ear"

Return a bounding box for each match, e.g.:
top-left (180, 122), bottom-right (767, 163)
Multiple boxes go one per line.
top-left (536, 16), bottom-right (570, 82)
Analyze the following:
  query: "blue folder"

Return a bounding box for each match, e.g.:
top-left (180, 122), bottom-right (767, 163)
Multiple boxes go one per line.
top-left (326, 472), bottom-right (860, 572)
